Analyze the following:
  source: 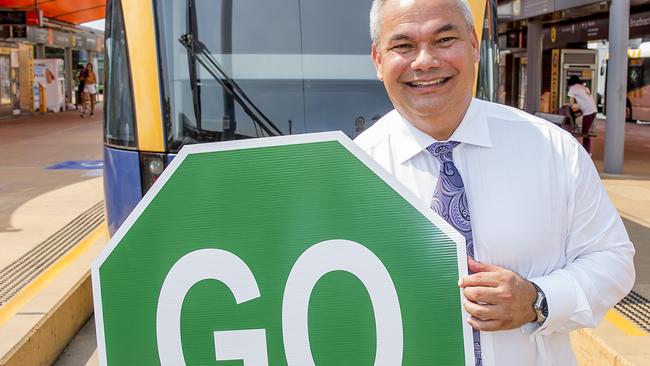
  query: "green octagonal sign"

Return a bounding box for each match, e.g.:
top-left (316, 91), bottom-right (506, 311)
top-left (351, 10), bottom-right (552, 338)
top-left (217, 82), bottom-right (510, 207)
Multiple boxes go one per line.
top-left (92, 132), bottom-right (473, 365)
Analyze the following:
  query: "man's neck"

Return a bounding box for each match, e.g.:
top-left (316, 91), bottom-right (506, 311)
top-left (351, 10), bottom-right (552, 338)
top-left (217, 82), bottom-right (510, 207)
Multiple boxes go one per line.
top-left (397, 98), bottom-right (473, 141)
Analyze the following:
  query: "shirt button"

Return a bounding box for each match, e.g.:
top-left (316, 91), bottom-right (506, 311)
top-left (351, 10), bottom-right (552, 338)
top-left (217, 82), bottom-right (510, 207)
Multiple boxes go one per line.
top-left (481, 352), bottom-right (487, 360)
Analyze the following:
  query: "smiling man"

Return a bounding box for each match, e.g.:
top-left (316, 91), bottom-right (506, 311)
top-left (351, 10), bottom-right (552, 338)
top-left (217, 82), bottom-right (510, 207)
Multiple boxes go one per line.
top-left (354, 0), bottom-right (635, 365)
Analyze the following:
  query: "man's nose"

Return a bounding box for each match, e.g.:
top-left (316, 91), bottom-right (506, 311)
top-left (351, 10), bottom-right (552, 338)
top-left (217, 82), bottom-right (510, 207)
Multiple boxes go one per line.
top-left (411, 46), bottom-right (441, 70)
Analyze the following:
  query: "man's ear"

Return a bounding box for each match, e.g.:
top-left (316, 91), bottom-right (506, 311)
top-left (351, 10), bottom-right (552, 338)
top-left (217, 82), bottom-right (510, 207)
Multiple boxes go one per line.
top-left (371, 43), bottom-right (383, 81)
top-left (471, 28), bottom-right (480, 64)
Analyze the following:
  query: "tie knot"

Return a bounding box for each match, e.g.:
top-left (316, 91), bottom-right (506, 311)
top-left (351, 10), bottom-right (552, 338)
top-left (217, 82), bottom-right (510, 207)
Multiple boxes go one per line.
top-left (426, 141), bottom-right (460, 163)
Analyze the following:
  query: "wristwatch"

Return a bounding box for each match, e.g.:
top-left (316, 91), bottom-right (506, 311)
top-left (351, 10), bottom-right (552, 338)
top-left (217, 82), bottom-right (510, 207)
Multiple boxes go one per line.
top-left (532, 283), bottom-right (548, 325)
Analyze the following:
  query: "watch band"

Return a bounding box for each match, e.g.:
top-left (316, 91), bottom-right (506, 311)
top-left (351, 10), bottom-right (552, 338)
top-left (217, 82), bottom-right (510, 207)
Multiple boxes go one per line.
top-left (532, 283), bottom-right (548, 325)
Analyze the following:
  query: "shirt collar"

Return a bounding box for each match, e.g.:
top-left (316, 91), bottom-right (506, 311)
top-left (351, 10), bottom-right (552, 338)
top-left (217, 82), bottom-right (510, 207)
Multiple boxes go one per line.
top-left (392, 98), bottom-right (493, 164)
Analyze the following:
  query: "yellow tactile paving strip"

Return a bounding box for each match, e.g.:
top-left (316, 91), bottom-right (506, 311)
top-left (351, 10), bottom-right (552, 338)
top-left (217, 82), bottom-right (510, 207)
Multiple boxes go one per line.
top-left (0, 223), bottom-right (107, 327)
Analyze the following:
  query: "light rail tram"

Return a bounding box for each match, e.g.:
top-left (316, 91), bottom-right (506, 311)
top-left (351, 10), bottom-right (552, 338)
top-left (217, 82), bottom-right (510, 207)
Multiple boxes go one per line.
top-left (103, 0), bottom-right (499, 235)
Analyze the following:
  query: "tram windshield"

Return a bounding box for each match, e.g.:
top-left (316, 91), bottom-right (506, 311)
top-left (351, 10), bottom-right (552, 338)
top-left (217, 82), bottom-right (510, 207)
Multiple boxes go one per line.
top-left (154, 0), bottom-right (393, 152)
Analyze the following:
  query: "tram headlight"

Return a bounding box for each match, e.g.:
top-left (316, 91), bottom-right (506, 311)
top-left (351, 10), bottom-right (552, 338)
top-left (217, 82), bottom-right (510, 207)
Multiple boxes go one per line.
top-left (148, 158), bottom-right (164, 175)
top-left (140, 152), bottom-right (166, 194)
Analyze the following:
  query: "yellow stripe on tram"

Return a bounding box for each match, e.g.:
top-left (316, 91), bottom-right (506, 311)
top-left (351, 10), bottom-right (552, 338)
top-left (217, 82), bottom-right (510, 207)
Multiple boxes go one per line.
top-left (605, 309), bottom-right (647, 337)
top-left (0, 224), bottom-right (108, 327)
top-left (468, 0), bottom-right (487, 95)
top-left (121, 0), bottom-right (164, 153)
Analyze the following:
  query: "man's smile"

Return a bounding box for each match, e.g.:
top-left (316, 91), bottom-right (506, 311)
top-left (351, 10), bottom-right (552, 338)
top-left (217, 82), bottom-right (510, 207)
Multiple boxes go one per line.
top-left (405, 76), bottom-right (452, 88)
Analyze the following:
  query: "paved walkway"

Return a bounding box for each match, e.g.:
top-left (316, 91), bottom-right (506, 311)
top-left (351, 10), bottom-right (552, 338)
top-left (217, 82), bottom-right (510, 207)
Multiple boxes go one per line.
top-left (0, 108), bottom-right (105, 366)
top-left (591, 119), bottom-right (650, 302)
top-left (0, 107), bottom-right (104, 270)
top-left (565, 119), bottom-right (650, 365)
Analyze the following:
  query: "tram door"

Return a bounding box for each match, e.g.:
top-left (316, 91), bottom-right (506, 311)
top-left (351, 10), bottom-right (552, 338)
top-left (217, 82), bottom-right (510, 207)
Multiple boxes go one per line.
top-left (559, 49), bottom-right (598, 109)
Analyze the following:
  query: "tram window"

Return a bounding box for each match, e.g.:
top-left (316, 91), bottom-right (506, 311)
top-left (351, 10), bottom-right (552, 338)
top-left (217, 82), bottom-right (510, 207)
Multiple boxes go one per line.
top-left (643, 59), bottom-right (650, 85)
top-left (104, 0), bottom-right (136, 148)
top-left (299, 0), bottom-right (372, 55)
top-left (297, 0), bottom-right (391, 134)
top-left (156, 0), bottom-right (304, 150)
top-left (628, 65), bottom-right (643, 91)
top-left (155, 0), bottom-right (392, 151)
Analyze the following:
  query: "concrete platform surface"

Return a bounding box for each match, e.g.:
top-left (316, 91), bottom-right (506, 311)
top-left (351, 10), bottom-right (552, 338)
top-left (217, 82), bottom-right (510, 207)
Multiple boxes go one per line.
top-left (0, 107), bottom-right (104, 270)
top-left (0, 112), bottom-right (649, 365)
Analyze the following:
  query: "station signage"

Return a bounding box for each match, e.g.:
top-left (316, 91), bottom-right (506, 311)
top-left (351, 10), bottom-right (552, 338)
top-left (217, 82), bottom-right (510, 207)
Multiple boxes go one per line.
top-left (515, 0), bottom-right (553, 19)
top-left (25, 10), bottom-right (42, 26)
top-left (26, 27), bottom-right (102, 51)
top-left (0, 26), bottom-right (10, 39)
top-left (542, 10), bottom-right (650, 48)
top-left (28, 27), bottom-right (49, 44)
top-left (86, 36), bottom-right (97, 51)
top-left (0, 11), bottom-right (26, 26)
top-left (508, 0), bottom-right (601, 20)
top-left (92, 133), bottom-right (474, 365)
top-left (74, 34), bottom-right (86, 49)
top-left (52, 30), bottom-right (73, 48)
top-left (11, 25), bottom-right (27, 39)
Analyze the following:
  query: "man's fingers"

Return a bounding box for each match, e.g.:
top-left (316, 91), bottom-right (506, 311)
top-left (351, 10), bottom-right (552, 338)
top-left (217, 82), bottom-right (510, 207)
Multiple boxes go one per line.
top-left (463, 286), bottom-right (498, 302)
top-left (463, 299), bottom-right (498, 321)
top-left (465, 300), bottom-right (514, 332)
top-left (459, 271), bottom-right (500, 288)
top-left (467, 316), bottom-right (503, 332)
top-left (467, 256), bottom-right (500, 273)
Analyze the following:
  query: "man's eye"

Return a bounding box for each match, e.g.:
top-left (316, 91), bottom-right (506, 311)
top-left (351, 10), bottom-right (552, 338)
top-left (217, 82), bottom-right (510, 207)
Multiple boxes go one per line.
top-left (438, 37), bottom-right (456, 44)
top-left (391, 44), bottom-right (412, 50)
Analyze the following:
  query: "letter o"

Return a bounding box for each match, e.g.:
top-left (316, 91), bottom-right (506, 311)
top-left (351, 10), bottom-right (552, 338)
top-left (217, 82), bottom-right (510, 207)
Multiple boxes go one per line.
top-left (282, 239), bottom-right (403, 365)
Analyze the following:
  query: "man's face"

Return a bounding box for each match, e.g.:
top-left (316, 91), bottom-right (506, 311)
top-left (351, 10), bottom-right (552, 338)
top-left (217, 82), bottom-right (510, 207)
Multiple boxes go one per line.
top-left (372, 0), bottom-right (479, 126)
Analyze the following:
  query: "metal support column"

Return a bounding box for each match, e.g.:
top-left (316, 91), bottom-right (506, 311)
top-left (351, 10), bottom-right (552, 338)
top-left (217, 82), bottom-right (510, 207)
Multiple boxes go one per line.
top-left (64, 47), bottom-right (73, 104)
top-left (525, 21), bottom-right (542, 114)
top-left (604, 0), bottom-right (630, 174)
top-left (35, 44), bottom-right (45, 59)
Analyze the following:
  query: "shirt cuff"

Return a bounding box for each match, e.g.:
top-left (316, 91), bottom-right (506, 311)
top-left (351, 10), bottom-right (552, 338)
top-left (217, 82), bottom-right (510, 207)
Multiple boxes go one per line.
top-left (523, 272), bottom-right (577, 337)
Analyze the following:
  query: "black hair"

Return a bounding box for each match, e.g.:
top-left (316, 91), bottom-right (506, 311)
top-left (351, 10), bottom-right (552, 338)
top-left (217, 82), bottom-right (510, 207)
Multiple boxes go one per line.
top-left (568, 75), bottom-right (582, 86)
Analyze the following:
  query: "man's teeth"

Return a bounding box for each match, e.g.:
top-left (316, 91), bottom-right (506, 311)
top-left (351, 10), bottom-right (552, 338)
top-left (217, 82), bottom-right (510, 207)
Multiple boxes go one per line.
top-left (409, 78), bottom-right (448, 86)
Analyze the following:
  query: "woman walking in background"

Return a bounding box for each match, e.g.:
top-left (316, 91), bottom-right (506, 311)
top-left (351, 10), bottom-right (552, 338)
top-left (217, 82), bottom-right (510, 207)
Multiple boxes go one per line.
top-left (80, 63), bottom-right (98, 117)
top-left (567, 75), bottom-right (598, 155)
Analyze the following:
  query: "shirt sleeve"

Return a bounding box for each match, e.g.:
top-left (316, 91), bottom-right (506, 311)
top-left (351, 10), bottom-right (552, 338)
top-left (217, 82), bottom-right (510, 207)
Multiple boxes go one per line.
top-left (567, 86), bottom-right (576, 98)
top-left (527, 144), bottom-right (635, 336)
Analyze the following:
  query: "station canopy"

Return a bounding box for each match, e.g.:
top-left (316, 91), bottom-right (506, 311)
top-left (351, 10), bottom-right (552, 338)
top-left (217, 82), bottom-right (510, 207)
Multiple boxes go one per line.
top-left (0, 0), bottom-right (105, 25)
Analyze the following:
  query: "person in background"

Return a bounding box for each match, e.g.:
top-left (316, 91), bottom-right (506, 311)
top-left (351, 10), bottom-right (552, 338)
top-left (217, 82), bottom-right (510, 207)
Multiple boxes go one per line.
top-left (567, 75), bottom-right (598, 154)
top-left (80, 62), bottom-right (98, 117)
top-left (76, 64), bottom-right (85, 112)
top-left (355, 0), bottom-right (634, 364)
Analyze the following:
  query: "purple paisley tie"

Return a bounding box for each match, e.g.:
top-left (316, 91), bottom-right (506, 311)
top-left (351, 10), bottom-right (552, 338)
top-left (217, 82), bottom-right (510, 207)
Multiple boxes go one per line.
top-left (427, 141), bottom-right (482, 366)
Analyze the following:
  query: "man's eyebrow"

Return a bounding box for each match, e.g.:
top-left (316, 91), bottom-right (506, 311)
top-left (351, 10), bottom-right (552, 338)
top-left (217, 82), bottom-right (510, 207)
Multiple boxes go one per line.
top-left (387, 23), bottom-right (461, 43)
top-left (435, 23), bottom-right (460, 34)
top-left (388, 34), bottom-right (412, 43)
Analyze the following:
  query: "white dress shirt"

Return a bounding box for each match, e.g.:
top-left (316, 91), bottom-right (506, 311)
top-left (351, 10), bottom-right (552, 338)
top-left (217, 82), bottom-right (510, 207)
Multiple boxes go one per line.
top-left (354, 98), bottom-right (635, 366)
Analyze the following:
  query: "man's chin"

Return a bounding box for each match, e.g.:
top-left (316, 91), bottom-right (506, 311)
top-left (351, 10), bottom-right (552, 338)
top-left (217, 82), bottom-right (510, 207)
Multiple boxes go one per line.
top-left (397, 104), bottom-right (445, 123)
top-left (406, 102), bottom-right (445, 117)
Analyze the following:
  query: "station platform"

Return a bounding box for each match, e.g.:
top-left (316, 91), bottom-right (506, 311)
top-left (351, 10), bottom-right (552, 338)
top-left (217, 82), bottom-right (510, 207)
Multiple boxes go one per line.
top-left (0, 109), bottom-right (648, 365)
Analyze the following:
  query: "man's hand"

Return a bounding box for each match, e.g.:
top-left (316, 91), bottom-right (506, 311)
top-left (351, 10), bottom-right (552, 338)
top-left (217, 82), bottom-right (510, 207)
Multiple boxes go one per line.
top-left (458, 257), bottom-right (538, 331)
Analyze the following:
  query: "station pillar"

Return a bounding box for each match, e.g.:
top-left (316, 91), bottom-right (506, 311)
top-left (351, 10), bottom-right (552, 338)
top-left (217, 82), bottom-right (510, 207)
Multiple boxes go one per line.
top-left (604, 0), bottom-right (630, 174)
top-left (525, 21), bottom-right (543, 114)
top-left (64, 47), bottom-right (73, 105)
top-left (35, 44), bottom-right (45, 59)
